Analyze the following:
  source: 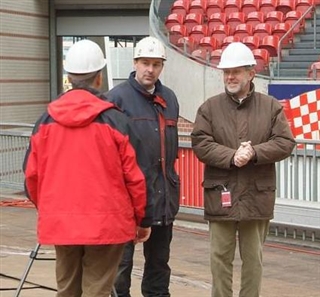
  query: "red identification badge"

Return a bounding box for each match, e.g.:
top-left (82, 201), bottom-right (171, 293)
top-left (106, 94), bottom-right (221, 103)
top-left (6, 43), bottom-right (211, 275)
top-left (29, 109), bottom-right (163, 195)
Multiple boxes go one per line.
top-left (221, 190), bottom-right (232, 208)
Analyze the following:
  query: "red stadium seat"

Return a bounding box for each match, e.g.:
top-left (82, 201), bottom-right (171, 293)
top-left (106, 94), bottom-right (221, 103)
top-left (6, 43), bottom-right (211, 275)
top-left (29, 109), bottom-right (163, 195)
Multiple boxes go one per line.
top-left (191, 48), bottom-right (209, 63)
top-left (189, 24), bottom-right (209, 44)
top-left (224, 0), bottom-right (242, 15)
top-left (233, 23), bottom-right (254, 40)
top-left (276, 0), bottom-right (295, 15)
top-left (253, 23), bottom-right (273, 41)
top-left (265, 10), bottom-right (284, 30)
top-left (171, 0), bottom-right (190, 17)
top-left (221, 35), bottom-right (241, 50)
top-left (176, 36), bottom-right (197, 54)
top-left (308, 61), bottom-right (320, 79)
top-left (189, 0), bottom-right (207, 15)
top-left (259, 0), bottom-right (277, 16)
top-left (226, 12), bottom-right (246, 34)
top-left (211, 25), bottom-right (231, 47)
top-left (184, 13), bottom-right (204, 35)
top-left (169, 24), bottom-right (188, 45)
top-left (285, 10), bottom-right (305, 33)
top-left (273, 22), bottom-right (293, 46)
top-left (246, 11), bottom-right (265, 28)
top-left (198, 36), bottom-right (219, 52)
top-left (241, 0), bottom-right (260, 15)
top-left (206, 0), bottom-right (224, 17)
top-left (242, 35), bottom-right (261, 50)
top-left (252, 48), bottom-right (270, 73)
top-left (165, 13), bottom-right (185, 31)
top-left (295, 0), bottom-right (314, 19)
top-left (259, 35), bottom-right (280, 57)
top-left (208, 12), bottom-right (227, 34)
top-left (210, 49), bottom-right (223, 66)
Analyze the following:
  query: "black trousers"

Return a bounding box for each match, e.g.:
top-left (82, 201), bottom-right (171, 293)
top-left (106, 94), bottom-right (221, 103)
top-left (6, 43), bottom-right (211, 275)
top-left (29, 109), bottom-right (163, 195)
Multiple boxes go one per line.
top-left (112, 224), bottom-right (173, 297)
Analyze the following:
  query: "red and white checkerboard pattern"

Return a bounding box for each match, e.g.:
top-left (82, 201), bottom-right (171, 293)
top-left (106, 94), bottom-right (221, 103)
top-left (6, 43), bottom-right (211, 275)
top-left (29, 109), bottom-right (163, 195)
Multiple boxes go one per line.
top-left (289, 89), bottom-right (320, 141)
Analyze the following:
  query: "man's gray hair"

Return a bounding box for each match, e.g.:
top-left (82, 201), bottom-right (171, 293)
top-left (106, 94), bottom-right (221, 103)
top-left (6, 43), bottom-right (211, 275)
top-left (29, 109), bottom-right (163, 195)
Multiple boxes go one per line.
top-left (68, 71), bottom-right (100, 88)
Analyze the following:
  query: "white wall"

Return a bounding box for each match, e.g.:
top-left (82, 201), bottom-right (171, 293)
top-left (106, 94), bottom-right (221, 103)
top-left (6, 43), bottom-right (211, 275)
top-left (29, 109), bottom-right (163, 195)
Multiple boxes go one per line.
top-left (160, 46), bottom-right (270, 123)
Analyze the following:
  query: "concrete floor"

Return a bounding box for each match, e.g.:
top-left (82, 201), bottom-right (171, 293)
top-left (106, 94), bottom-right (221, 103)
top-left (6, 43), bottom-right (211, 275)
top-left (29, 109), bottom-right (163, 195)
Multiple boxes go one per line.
top-left (1, 192), bottom-right (320, 297)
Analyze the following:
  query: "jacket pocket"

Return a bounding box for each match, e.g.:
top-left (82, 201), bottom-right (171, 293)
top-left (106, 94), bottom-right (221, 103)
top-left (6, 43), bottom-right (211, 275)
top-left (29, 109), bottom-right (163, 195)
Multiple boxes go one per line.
top-left (167, 172), bottom-right (180, 218)
top-left (202, 179), bottom-right (229, 190)
top-left (253, 179), bottom-right (276, 217)
top-left (255, 179), bottom-right (276, 192)
top-left (202, 179), bottom-right (230, 216)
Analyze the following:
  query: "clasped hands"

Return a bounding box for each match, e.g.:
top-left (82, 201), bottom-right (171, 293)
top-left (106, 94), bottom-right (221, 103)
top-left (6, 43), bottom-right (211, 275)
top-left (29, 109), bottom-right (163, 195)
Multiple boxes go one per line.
top-left (233, 141), bottom-right (255, 168)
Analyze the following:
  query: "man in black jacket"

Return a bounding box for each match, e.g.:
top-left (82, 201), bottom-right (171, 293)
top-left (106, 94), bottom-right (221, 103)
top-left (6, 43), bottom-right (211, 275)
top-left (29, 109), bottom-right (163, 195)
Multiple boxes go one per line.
top-left (105, 36), bottom-right (180, 297)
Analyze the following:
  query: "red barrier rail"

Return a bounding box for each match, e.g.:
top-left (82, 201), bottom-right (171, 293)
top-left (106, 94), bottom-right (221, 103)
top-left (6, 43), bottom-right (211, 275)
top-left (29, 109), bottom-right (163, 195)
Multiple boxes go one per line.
top-left (176, 148), bottom-right (204, 208)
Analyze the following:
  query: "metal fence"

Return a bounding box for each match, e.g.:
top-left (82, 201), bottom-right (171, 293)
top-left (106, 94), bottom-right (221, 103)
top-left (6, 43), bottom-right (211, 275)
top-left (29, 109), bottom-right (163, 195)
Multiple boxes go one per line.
top-left (178, 138), bottom-right (320, 203)
top-left (0, 124), bottom-right (33, 191)
top-left (1, 123), bottom-right (319, 201)
top-left (1, 123), bottom-right (319, 241)
top-left (176, 138), bottom-right (320, 242)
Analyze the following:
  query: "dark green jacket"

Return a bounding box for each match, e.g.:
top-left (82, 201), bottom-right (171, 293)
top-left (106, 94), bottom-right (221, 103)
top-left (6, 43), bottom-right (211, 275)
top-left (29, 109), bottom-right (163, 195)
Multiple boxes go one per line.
top-left (191, 86), bottom-right (296, 222)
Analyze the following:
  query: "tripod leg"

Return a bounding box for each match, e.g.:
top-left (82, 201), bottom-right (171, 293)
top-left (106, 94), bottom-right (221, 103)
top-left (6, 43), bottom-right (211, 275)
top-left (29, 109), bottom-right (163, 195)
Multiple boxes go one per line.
top-left (13, 243), bottom-right (41, 297)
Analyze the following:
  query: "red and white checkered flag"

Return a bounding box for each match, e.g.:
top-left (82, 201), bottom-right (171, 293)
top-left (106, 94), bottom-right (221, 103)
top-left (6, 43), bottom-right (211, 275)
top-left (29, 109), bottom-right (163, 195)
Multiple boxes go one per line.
top-left (289, 89), bottom-right (320, 141)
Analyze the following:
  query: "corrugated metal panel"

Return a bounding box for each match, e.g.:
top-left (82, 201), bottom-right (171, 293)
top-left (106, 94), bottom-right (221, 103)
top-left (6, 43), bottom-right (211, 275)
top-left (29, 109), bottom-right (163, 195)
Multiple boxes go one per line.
top-left (176, 142), bottom-right (320, 208)
top-left (0, 105), bottom-right (49, 123)
top-left (0, 0), bottom-right (50, 124)
top-left (0, 12), bottom-right (48, 37)
top-left (176, 148), bottom-right (204, 208)
top-left (0, 0), bottom-right (48, 14)
top-left (1, 61), bottom-right (49, 80)
top-left (0, 36), bottom-right (49, 59)
top-left (54, 0), bottom-right (151, 9)
top-left (0, 82), bottom-right (49, 103)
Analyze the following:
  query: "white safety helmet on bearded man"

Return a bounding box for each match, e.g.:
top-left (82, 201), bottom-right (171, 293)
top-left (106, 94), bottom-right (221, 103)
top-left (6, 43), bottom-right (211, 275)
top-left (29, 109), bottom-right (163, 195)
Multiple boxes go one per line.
top-left (64, 39), bottom-right (106, 74)
top-left (134, 36), bottom-right (167, 60)
top-left (217, 42), bottom-right (256, 69)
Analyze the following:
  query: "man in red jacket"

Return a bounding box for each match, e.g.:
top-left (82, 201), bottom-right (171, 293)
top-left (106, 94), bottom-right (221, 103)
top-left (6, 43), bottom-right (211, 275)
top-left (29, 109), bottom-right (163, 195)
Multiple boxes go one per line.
top-left (23, 39), bottom-right (152, 297)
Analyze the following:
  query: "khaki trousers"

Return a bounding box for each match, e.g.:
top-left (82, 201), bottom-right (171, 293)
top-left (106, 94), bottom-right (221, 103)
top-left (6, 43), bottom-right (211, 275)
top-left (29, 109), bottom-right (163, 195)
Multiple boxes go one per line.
top-left (55, 244), bottom-right (125, 297)
top-left (209, 220), bottom-right (269, 297)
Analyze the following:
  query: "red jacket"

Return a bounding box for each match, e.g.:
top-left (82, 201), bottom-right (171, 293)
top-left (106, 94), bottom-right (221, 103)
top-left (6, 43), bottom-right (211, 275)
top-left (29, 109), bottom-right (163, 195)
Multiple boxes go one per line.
top-left (24, 89), bottom-right (151, 245)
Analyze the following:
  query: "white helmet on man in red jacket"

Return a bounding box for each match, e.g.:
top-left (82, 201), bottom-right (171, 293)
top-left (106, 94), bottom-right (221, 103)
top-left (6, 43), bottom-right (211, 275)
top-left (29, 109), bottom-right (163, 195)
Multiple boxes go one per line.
top-left (64, 39), bottom-right (106, 74)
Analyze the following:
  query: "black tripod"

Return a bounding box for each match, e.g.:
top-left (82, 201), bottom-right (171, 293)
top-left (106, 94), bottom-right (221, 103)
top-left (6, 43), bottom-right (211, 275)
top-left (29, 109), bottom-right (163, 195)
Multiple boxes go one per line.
top-left (13, 243), bottom-right (56, 297)
top-left (14, 243), bottom-right (118, 297)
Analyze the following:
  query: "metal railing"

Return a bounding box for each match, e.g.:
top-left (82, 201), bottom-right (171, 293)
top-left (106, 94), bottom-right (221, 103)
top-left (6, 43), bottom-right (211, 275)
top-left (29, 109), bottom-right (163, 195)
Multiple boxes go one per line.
top-left (1, 123), bottom-right (319, 202)
top-left (177, 137), bottom-right (320, 204)
top-left (1, 123), bottom-right (319, 242)
top-left (0, 123), bottom-right (33, 191)
top-left (176, 136), bottom-right (320, 242)
top-left (276, 5), bottom-right (317, 78)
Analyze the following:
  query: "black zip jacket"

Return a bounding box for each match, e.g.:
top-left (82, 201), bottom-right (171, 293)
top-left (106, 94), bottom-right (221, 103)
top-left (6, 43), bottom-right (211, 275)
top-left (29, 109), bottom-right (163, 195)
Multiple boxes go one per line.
top-left (104, 72), bottom-right (180, 225)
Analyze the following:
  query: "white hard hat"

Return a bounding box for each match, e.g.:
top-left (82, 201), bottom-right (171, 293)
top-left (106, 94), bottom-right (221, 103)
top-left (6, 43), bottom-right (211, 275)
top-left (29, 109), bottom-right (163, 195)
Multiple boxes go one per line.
top-left (64, 39), bottom-right (106, 74)
top-left (217, 42), bottom-right (256, 69)
top-left (134, 36), bottom-right (167, 60)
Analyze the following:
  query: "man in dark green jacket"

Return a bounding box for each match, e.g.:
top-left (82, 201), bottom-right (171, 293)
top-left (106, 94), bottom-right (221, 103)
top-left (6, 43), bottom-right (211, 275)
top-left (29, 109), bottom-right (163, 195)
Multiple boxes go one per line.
top-left (191, 42), bottom-right (296, 297)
